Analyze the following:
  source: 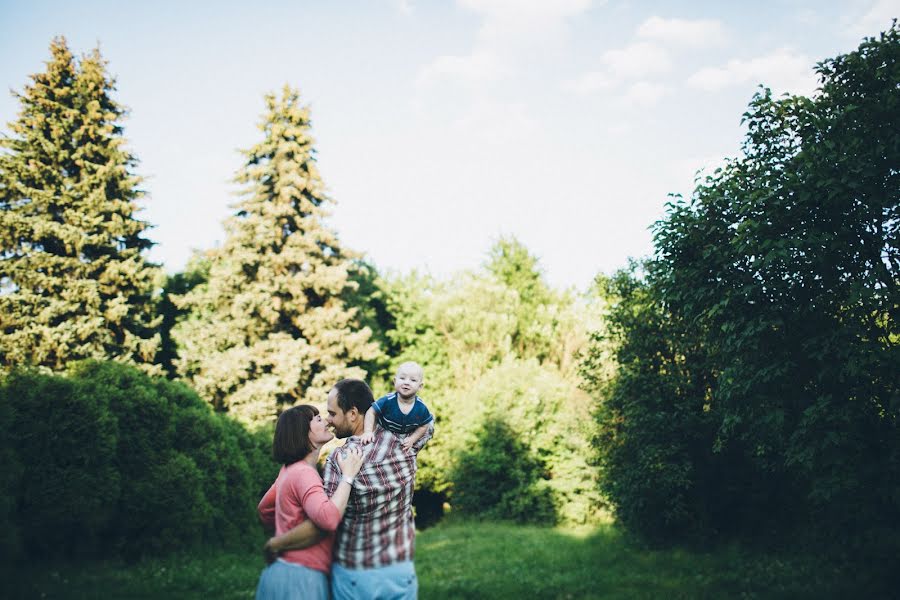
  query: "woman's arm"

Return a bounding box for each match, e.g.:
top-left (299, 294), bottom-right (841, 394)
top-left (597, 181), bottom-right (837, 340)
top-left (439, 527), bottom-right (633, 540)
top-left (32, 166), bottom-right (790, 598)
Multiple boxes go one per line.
top-left (300, 447), bottom-right (364, 528)
top-left (264, 449), bottom-right (365, 557)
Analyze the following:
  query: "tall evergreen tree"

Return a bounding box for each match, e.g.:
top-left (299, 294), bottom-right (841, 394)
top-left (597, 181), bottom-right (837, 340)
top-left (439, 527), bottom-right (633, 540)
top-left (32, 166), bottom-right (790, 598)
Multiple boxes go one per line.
top-left (174, 87), bottom-right (378, 425)
top-left (0, 38), bottom-right (160, 372)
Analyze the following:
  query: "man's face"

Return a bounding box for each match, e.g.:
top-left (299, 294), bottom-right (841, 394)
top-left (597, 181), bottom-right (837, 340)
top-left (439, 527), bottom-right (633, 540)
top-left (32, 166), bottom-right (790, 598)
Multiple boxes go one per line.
top-left (326, 388), bottom-right (355, 438)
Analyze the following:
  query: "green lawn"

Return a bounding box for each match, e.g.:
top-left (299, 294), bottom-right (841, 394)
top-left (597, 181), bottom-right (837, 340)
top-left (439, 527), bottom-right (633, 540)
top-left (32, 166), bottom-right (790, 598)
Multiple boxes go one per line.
top-left (4, 520), bottom-right (870, 599)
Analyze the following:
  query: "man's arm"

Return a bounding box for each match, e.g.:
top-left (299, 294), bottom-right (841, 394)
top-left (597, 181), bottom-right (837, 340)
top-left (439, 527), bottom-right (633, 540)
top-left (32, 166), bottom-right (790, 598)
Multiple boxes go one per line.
top-left (264, 519), bottom-right (325, 562)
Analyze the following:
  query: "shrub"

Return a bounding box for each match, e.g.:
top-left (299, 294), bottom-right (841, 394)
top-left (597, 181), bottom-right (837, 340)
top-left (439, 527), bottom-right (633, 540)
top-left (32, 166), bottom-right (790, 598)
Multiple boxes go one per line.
top-left (1, 369), bottom-right (120, 557)
top-left (0, 361), bottom-right (276, 560)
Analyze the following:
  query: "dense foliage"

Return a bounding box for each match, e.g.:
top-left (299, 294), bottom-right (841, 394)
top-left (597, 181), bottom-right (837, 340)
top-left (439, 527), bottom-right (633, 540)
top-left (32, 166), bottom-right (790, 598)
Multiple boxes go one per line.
top-left (380, 239), bottom-right (605, 525)
top-left (0, 38), bottom-right (161, 372)
top-left (583, 27), bottom-right (900, 552)
top-left (0, 361), bottom-right (276, 562)
top-left (171, 87), bottom-right (379, 426)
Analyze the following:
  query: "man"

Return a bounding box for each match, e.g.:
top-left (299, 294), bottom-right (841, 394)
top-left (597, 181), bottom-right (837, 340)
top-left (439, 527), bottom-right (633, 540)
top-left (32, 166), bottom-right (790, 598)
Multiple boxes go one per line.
top-left (265, 378), bottom-right (434, 599)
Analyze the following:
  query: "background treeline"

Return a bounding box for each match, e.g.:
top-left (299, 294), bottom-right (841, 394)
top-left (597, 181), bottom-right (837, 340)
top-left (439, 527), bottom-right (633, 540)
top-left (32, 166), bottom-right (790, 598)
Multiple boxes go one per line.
top-left (1, 24), bottom-right (897, 577)
top-left (0, 36), bottom-right (604, 563)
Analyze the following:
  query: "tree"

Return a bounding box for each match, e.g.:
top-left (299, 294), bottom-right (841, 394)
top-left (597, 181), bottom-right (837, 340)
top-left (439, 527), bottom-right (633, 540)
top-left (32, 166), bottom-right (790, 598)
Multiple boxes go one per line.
top-left (0, 37), bottom-right (161, 372)
top-left (485, 236), bottom-right (553, 361)
top-left (173, 87), bottom-right (378, 426)
top-left (585, 25), bottom-right (900, 545)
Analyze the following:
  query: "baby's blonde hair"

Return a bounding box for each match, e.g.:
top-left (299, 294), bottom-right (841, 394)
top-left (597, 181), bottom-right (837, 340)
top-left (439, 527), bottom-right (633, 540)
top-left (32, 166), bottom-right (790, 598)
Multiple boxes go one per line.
top-left (396, 361), bottom-right (424, 380)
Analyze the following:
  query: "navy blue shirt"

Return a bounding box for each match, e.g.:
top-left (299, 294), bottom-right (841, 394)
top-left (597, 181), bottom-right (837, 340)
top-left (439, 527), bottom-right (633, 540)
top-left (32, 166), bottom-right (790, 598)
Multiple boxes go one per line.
top-left (372, 392), bottom-right (433, 434)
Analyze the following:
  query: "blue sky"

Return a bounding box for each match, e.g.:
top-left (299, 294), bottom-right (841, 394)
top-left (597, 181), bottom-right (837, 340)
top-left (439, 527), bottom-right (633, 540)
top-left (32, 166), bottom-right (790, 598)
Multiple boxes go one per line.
top-left (1, 0), bottom-right (896, 289)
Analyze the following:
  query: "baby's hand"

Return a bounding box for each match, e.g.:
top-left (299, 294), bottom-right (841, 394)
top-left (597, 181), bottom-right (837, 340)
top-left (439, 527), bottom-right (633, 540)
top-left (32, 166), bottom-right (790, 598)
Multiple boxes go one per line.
top-left (359, 431), bottom-right (375, 445)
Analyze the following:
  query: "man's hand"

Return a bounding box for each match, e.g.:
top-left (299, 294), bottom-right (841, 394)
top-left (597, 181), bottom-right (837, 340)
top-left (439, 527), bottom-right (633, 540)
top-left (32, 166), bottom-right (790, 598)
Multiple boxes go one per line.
top-left (263, 538), bottom-right (280, 565)
top-left (359, 431), bottom-right (375, 445)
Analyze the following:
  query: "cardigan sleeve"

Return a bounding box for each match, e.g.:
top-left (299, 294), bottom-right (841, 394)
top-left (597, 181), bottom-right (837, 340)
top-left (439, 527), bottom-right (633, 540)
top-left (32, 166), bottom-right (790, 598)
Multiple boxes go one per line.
top-left (288, 466), bottom-right (342, 532)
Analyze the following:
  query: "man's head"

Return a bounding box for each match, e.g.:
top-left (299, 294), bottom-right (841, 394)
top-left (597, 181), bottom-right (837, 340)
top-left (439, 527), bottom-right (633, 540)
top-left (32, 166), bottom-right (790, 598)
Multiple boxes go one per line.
top-left (393, 362), bottom-right (424, 400)
top-left (326, 378), bottom-right (374, 438)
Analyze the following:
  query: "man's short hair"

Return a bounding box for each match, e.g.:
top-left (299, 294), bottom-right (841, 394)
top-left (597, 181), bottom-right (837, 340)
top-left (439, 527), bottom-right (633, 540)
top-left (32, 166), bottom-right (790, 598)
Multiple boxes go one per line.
top-left (333, 378), bottom-right (374, 415)
top-left (272, 404), bottom-right (318, 465)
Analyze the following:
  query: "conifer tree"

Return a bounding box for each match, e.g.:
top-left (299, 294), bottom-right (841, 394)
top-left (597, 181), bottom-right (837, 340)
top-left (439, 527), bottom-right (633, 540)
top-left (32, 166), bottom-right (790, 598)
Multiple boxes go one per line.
top-left (0, 38), bottom-right (160, 371)
top-left (174, 87), bottom-right (377, 425)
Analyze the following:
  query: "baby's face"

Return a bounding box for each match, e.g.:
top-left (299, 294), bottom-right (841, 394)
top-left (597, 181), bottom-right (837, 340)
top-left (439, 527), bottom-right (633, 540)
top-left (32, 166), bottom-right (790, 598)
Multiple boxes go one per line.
top-left (394, 366), bottom-right (424, 399)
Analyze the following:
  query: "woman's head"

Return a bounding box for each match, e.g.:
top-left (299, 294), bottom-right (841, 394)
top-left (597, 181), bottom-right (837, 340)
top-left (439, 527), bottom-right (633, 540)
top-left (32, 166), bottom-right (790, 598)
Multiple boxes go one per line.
top-left (273, 404), bottom-right (332, 465)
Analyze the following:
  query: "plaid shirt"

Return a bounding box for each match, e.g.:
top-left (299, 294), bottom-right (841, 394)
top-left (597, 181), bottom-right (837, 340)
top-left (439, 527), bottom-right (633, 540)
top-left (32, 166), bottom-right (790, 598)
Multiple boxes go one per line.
top-left (323, 423), bottom-right (434, 569)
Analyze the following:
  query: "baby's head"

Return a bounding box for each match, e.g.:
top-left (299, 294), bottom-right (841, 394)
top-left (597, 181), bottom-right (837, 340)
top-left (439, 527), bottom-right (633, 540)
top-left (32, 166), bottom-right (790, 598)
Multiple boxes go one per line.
top-left (394, 362), bottom-right (424, 400)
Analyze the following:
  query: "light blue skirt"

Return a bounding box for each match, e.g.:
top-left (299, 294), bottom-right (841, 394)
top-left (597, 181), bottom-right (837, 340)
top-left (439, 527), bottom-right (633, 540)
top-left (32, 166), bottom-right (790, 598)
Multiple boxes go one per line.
top-left (256, 558), bottom-right (330, 600)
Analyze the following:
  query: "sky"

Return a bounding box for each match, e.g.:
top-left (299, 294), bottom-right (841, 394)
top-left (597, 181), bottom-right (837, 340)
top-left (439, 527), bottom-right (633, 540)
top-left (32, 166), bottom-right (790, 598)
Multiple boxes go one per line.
top-left (1, 0), bottom-right (897, 290)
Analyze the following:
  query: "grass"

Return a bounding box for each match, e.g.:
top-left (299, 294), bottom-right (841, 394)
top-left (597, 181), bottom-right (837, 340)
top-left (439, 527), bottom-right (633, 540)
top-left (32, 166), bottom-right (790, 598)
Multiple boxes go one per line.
top-left (3, 519), bottom-right (875, 599)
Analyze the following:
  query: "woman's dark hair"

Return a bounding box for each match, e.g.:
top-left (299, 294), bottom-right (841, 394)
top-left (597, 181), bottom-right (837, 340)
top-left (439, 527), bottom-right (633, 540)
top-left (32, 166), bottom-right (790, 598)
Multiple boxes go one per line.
top-left (273, 404), bottom-right (319, 465)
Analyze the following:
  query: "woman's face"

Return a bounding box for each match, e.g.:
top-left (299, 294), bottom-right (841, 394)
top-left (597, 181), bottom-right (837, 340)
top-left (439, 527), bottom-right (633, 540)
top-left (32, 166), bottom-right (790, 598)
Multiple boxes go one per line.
top-left (309, 413), bottom-right (334, 447)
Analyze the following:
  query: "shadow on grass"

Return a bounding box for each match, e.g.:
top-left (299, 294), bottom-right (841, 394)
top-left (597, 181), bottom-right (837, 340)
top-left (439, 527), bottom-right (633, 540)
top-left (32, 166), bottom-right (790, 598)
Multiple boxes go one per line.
top-left (415, 519), bottom-right (881, 600)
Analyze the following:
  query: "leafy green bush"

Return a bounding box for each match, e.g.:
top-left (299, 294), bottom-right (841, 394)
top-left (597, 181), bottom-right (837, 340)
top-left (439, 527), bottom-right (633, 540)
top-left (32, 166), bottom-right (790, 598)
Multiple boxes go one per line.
top-left (1, 369), bottom-right (120, 557)
top-left (451, 417), bottom-right (556, 523)
top-left (0, 361), bottom-right (277, 560)
top-left (440, 359), bottom-right (604, 525)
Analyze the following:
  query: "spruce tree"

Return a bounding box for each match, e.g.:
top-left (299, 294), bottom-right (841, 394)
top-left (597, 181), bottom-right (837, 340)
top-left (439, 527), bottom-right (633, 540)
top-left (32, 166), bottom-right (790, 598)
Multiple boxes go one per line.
top-left (0, 38), bottom-right (160, 371)
top-left (174, 87), bottom-right (378, 425)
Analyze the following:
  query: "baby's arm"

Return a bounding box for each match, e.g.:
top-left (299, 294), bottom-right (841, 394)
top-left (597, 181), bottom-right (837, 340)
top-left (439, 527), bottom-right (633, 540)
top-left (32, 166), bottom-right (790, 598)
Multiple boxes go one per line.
top-left (401, 422), bottom-right (431, 451)
top-left (360, 406), bottom-right (377, 444)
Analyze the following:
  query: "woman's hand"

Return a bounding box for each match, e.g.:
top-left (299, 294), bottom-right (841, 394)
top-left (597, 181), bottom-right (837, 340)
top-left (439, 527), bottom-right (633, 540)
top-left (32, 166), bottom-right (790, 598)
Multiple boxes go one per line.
top-left (337, 446), bottom-right (364, 479)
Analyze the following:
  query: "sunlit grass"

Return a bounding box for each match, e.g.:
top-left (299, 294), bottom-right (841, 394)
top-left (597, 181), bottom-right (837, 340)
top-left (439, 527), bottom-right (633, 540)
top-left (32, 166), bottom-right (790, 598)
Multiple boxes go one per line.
top-left (4, 519), bottom-right (869, 599)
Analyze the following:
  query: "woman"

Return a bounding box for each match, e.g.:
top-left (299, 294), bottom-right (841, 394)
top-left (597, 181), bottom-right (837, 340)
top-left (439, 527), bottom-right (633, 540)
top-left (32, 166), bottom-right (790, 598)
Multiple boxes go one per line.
top-left (256, 405), bottom-right (363, 600)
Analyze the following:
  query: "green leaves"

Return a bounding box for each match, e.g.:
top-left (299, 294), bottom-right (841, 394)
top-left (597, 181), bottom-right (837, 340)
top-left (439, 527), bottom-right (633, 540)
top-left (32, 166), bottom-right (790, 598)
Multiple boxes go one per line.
top-left (585, 24), bottom-right (900, 545)
top-left (0, 37), bottom-right (160, 373)
top-left (171, 88), bottom-right (377, 426)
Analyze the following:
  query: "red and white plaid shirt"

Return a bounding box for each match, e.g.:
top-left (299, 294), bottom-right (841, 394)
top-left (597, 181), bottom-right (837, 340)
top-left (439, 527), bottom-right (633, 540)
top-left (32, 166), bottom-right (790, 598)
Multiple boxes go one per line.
top-left (323, 424), bottom-right (433, 569)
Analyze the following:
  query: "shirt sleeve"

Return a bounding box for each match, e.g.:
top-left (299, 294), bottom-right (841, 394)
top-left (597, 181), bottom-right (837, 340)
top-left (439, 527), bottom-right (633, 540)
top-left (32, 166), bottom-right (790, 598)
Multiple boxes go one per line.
top-left (419, 402), bottom-right (434, 425)
top-left (322, 450), bottom-right (342, 497)
top-left (372, 395), bottom-right (389, 415)
top-left (290, 467), bottom-right (341, 532)
top-left (257, 477), bottom-right (278, 527)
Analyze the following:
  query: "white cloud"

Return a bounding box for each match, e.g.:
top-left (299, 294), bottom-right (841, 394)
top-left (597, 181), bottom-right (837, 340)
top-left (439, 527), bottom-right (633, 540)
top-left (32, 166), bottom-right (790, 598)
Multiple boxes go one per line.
top-left (451, 100), bottom-right (541, 144)
top-left (417, 0), bottom-right (592, 91)
top-left (562, 70), bottom-right (615, 94)
top-left (459, 0), bottom-right (593, 48)
top-left (389, 0), bottom-right (414, 15)
top-left (459, 0), bottom-right (592, 23)
top-left (636, 16), bottom-right (727, 48)
top-left (687, 48), bottom-right (818, 96)
top-left (847, 0), bottom-right (899, 38)
top-left (417, 50), bottom-right (506, 88)
top-left (602, 42), bottom-right (672, 78)
top-left (619, 81), bottom-right (671, 108)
